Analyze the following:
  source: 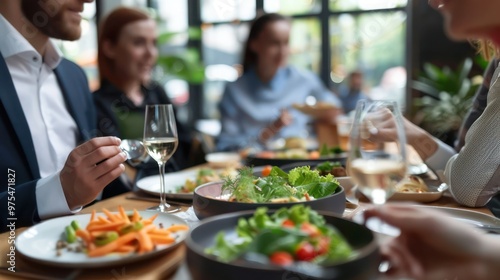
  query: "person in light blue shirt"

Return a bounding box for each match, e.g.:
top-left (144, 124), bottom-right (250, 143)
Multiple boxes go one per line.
top-left (338, 70), bottom-right (369, 114)
top-left (217, 13), bottom-right (341, 151)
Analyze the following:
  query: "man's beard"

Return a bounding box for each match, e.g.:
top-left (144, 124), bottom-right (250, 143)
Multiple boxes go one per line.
top-left (21, 0), bottom-right (81, 41)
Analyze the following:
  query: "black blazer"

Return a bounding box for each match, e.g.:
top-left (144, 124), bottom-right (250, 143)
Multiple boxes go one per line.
top-left (0, 53), bottom-right (96, 230)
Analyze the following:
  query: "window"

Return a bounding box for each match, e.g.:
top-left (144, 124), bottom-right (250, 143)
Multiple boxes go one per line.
top-left (329, 0), bottom-right (408, 11)
top-left (201, 0), bottom-right (256, 22)
top-left (154, 0), bottom-right (191, 124)
top-left (146, 0), bottom-right (409, 122)
top-left (202, 23), bottom-right (247, 118)
top-left (330, 11), bottom-right (407, 108)
top-left (289, 18), bottom-right (321, 74)
top-left (264, 0), bottom-right (321, 15)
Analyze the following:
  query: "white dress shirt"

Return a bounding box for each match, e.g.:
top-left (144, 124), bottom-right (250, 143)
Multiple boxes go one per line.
top-left (0, 15), bottom-right (80, 219)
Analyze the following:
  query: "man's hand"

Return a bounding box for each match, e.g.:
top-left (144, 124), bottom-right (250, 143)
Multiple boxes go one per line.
top-left (60, 137), bottom-right (126, 209)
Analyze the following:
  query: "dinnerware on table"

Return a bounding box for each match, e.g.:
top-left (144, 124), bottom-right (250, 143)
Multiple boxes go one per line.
top-left (205, 152), bottom-right (241, 169)
top-left (15, 211), bottom-right (188, 268)
top-left (192, 181), bottom-right (346, 220)
top-left (135, 170), bottom-right (198, 200)
top-left (245, 152), bottom-right (347, 168)
top-left (353, 205), bottom-right (500, 236)
top-left (348, 100), bottom-right (407, 206)
top-left (143, 104), bottom-right (180, 213)
top-left (186, 210), bottom-right (380, 280)
top-left (292, 102), bottom-right (341, 119)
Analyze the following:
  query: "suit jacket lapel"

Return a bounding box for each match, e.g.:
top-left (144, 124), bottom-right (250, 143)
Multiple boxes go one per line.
top-left (54, 61), bottom-right (90, 141)
top-left (0, 55), bottom-right (40, 178)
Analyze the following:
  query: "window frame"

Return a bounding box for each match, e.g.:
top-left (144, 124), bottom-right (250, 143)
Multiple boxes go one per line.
top-left (146, 0), bottom-right (412, 123)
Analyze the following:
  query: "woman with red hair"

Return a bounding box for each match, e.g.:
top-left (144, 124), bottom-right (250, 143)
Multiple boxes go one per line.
top-left (93, 7), bottom-right (192, 187)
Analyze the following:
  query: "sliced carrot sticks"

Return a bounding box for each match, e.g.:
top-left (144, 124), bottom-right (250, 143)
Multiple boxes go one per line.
top-left (165, 224), bottom-right (189, 232)
top-left (118, 206), bottom-right (130, 223)
top-left (88, 232), bottom-right (137, 257)
top-left (69, 207), bottom-right (189, 258)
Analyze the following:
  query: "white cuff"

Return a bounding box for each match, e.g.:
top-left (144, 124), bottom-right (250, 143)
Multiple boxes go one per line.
top-left (36, 172), bottom-right (82, 220)
top-left (424, 137), bottom-right (457, 172)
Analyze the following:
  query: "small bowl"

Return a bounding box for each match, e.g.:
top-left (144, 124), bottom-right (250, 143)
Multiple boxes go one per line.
top-left (205, 152), bottom-right (241, 169)
top-left (193, 181), bottom-right (346, 220)
top-left (246, 153), bottom-right (347, 168)
top-left (186, 209), bottom-right (380, 280)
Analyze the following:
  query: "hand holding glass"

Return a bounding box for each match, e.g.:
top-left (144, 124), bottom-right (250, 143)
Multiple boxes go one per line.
top-left (348, 100), bottom-right (407, 205)
top-left (143, 104), bottom-right (180, 213)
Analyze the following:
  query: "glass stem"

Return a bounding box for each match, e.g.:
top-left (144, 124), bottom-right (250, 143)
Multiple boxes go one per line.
top-left (157, 161), bottom-right (170, 212)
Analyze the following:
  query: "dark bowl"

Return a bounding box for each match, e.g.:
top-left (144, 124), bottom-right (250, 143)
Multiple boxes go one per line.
top-left (245, 153), bottom-right (347, 168)
top-left (280, 160), bottom-right (346, 173)
top-left (192, 181), bottom-right (346, 220)
top-left (186, 210), bottom-right (380, 280)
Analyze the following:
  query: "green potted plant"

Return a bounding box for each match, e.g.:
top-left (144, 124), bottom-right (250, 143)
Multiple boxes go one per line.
top-left (412, 57), bottom-right (483, 145)
top-left (155, 28), bottom-right (205, 84)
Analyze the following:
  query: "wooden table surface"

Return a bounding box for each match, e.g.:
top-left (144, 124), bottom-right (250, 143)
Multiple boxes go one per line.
top-left (0, 193), bottom-right (189, 280)
top-left (0, 177), bottom-right (495, 279)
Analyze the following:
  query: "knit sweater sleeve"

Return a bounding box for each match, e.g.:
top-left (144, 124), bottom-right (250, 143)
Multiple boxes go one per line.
top-left (445, 69), bottom-right (500, 207)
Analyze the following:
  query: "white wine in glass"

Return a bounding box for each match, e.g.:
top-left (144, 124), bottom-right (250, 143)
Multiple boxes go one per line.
top-left (143, 104), bottom-right (180, 213)
top-left (348, 100), bottom-right (407, 205)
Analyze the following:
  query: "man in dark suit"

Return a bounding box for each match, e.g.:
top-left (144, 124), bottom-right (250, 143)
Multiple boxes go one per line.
top-left (0, 0), bottom-right (126, 231)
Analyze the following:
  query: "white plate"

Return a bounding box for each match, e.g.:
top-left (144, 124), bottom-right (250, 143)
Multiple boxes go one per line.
top-left (353, 205), bottom-right (500, 237)
top-left (354, 184), bottom-right (447, 203)
top-left (390, 184), bottom-right (446, 203)
top-left (136, 170), bottom-right (199, 199)
top-left (16, 211), bottom-right (188, 268)
top-left (205, 152), bottom-right (241, 169)
top-left (292, 103), bottom-right (340, 118)
top-left (421, 205), bottom-right (500, 228)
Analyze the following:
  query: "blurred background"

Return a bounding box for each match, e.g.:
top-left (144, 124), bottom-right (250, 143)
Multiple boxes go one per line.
top-left (63, 0), bottom-right (483, 147)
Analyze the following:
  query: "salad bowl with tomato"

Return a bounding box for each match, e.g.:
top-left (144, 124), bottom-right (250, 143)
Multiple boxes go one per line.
top-left (186, 205), bottom-right (380, 280)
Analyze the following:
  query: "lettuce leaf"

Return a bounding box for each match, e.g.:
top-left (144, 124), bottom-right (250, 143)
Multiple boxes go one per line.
top-left (205, 232), bottom-right (250, 262)
top-left (288, 166), bottom-right (339, 198)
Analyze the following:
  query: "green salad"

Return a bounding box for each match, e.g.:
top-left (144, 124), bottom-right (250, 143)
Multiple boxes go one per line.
top-left (221, 166), bottom-right (340, 203)
top-left (205, 205), bottom-right (353, 265)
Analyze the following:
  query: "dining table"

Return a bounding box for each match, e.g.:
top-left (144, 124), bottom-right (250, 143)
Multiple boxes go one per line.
top-left (0, 164), bottom-right (496, 280)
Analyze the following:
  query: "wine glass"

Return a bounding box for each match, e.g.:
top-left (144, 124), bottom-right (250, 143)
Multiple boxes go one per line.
top-left (143, 104), bottom-right (180, 213)
top-left (348, 100), bottom-right (407, 206)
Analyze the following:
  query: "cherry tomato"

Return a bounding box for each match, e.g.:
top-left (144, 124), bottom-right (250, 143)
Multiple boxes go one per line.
top-left (300, 222), bottom-right (320, 237)
top-left (281, 219), bottom-right (295, 228)
top-left (296, 242), bottom-right (315, 261)
top-left (269, 251), bottom-right (294, 266)
top-left (261, 165), bottom-right (273, 177)
top-left (315, 237), bottom-right (330, 256)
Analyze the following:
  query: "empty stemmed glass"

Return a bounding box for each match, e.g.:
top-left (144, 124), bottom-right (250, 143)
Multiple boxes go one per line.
top-left (143, 104), bottom-right (180, 213)
top-left (348, 100), bottom-right (407, 206)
